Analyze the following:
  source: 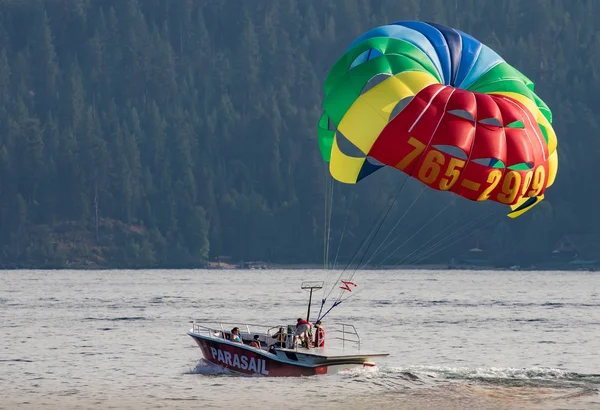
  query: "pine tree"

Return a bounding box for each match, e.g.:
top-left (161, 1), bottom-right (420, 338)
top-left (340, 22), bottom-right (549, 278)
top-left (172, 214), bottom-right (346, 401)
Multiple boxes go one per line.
top-left (29, 9), bottom-right (58, 117)
top-left (0, 48), bottom-right (10, 108)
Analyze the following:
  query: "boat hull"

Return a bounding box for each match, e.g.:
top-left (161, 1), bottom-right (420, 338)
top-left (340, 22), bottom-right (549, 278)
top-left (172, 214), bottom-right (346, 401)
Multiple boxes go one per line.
top-left (188, 333), bottom-right (380, 377)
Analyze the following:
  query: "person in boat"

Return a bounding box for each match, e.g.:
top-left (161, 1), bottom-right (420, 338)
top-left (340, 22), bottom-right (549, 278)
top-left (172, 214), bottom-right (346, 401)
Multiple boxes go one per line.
top-left (250, 335), bottom-right (261, 349)
top-left (271, 327), bottom-right (287, 348)
top-left (313, 320), bottom-right (325, 348)
top-left (231, 327), bottom-right (242, 343)
top-left (294, 318), bottom-right (312, 349)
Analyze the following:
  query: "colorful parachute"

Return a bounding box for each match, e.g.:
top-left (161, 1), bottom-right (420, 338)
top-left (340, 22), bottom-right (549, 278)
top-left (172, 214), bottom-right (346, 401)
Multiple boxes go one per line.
top-left (318, 21), bottom-right (557, 218)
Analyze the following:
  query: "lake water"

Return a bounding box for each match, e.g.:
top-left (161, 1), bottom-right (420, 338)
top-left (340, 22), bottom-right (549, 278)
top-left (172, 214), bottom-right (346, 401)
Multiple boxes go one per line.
top-left (2, 269), bottom-right (599, 409)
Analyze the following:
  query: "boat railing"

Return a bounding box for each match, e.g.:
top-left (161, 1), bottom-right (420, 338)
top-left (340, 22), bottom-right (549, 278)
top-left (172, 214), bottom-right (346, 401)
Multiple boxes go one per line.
top-left (190, 320), bottom-right (362, 350)
top-left (286, 322), bottom-right (362, 351)
top-left (189, 320), bottom-right (283, 342)
top-left (328, 323), bottom-right (361, 350)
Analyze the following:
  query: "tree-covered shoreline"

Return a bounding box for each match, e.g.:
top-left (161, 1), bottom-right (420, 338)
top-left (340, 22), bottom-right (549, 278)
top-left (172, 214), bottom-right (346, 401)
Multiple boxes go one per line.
top-left (0, 0), bottom-right (596, 269)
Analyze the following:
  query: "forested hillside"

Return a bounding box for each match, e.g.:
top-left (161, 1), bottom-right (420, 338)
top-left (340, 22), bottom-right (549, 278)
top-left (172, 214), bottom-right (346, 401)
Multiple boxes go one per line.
top-left (0, 0), bottom-right (597, 268)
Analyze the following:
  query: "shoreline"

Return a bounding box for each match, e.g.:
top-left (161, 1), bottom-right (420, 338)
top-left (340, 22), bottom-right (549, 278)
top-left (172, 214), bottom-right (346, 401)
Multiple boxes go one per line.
top-left (0, 263), bottom-right (596, 271)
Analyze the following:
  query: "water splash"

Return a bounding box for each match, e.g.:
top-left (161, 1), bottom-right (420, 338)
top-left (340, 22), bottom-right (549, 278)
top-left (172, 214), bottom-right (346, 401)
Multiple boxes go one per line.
top-left (186, 359), bottom-right (235, 376)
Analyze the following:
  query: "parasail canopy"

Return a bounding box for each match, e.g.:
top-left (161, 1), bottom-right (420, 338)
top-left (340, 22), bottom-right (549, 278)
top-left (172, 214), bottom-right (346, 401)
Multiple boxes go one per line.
top-left (318, 21), bottom-right (558, 218)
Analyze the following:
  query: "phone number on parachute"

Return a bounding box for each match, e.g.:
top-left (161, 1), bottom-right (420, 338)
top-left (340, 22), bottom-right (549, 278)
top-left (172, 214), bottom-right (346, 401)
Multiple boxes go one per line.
top-left (395, 137), bottom-right (546, 205)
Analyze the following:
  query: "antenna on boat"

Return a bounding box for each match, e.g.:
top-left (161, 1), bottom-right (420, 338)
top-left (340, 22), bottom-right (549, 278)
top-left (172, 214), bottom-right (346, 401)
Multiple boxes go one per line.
top-left (301, 281), bottom-right (324, 322)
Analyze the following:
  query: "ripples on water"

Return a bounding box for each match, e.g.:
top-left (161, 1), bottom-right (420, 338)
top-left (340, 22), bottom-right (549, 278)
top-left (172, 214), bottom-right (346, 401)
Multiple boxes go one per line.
top-left (1, 269), bottom-right (599, 409)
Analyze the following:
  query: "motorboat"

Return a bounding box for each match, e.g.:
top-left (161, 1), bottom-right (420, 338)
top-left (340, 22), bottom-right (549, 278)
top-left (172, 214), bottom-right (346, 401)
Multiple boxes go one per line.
top-left (187, 282), bottom-right (389, 377)
top-left (188, 320), bottom-right (388, 377)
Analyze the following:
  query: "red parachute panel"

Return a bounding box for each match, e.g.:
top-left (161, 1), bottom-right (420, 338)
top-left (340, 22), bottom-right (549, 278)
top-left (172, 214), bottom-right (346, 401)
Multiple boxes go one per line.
top-left (368, 84), bottom-right (550, 206)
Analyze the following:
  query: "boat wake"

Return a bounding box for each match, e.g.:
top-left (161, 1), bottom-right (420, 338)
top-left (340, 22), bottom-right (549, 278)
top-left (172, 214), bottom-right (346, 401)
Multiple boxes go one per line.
top-left (336, 365), bottom-right (600, 409)
top-left (340, 364), bottom-right (600, 385)
top-left (388, 365), bottom-right (600, 383)
top-left (186, 359), bottom-right (599, 408)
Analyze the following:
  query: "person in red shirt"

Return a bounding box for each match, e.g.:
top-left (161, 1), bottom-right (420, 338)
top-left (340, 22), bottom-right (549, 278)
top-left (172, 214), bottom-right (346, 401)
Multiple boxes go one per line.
top-left (294, 318), bottom-right (312, 348)
top-left (313, 320), bottom-right (325, 348)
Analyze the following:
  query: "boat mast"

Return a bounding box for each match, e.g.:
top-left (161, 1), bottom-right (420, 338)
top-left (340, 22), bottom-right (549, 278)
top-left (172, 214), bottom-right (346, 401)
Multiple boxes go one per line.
top-left (301, 281), bottom-right (323, 322)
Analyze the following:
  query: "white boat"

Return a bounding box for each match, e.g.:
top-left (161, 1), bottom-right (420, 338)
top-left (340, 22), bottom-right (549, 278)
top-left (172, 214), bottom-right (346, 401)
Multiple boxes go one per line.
top-left (188, 282), bottom-right (389, 377)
